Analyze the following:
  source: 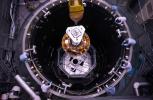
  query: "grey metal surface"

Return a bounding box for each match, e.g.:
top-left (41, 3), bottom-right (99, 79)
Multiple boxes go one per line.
top-left (0, 0), bottom-right (11, 49)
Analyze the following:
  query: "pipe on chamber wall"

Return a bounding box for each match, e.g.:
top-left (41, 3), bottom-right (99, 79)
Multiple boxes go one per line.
top-left (15, 75), bottom-right (41, 100)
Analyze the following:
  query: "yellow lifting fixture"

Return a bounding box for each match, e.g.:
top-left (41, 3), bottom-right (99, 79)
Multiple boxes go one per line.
top-left (68, 0), bottom-right (84, 24)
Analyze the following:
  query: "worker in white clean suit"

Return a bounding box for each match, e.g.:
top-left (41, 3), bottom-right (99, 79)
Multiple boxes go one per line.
top-left (122, 38), bottom-right (136, 47)
top-left (115, 16), bottom-right (127, 25)
top-left (1, 86), bottom-right (21, 100)
top-left (19, 52), bottom-right (28, 62)
top-left (41, 82), bottom-right (52, 93)
top-left (19, 45), bottom-right (37, 62)
top-left (1, 93), bottom-right (9, 100)
top-left (121, 60), bottom-right (132, 72)
top-left (105, 85), bottom-right (116, 96)
top-left (9, 86), bottom-right (21, 99)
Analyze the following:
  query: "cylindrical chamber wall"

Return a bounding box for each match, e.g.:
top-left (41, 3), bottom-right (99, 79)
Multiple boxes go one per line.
top-left (21, 0), bottom-right (133, 98)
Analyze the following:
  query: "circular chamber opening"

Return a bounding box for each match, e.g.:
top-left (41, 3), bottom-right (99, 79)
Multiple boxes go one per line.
top-left (22, 0), bottom-right (133, 98)
top-left (73, 59), bottom-right (78, 64)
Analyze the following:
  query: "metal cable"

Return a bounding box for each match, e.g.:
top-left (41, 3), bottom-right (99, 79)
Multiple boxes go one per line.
top-left (9, 0), bottom-right (16, 39)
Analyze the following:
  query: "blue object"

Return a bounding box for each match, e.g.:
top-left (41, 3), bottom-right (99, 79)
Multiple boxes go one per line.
top-left (127, 67), bottom-right (135, 77)
top-left (127, 65), bottom-right (132, 73)
top-left (19, 52), bottom-right (28, 62)
top-left (118, 78), bottom-right (126, 91)
top-left (111, 5), bottom-right (118, 12)
top-left (105, 86), bottom-right (116, 95)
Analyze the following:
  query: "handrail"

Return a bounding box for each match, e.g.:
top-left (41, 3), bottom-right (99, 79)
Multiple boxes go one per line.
top-left (133, 82), bottom-right (149, 96)
top-left (15, 75), bottom-right (41, 100)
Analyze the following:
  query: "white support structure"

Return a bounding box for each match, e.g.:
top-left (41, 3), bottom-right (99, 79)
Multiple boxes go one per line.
top-left (62, 82), bottom-right (72, 94)
top-left (66, 25), bottom-right (85, 45)
top-left (116, 29), bottom-right (127, 38)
